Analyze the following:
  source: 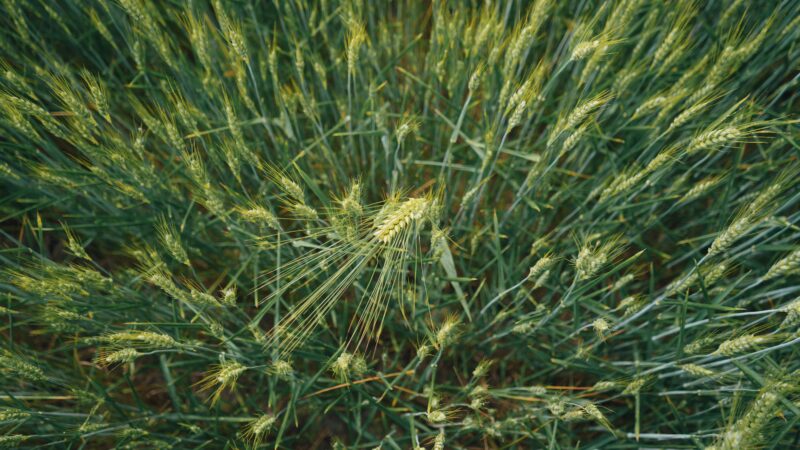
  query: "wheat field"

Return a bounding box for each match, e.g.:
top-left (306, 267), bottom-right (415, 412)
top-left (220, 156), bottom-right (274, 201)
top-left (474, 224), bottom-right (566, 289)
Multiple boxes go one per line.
top-left (1, 0), bottom-right (800, 448)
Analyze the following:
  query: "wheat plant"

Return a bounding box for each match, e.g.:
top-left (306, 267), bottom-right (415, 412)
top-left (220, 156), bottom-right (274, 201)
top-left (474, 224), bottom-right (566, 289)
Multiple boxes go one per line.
top-left (1, 0), bottom-right (799, 448)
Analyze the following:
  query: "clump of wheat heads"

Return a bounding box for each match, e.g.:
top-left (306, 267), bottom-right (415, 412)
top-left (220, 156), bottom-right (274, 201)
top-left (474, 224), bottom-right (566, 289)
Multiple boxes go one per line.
top-left (259, 181), bottom-right (440, 356)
